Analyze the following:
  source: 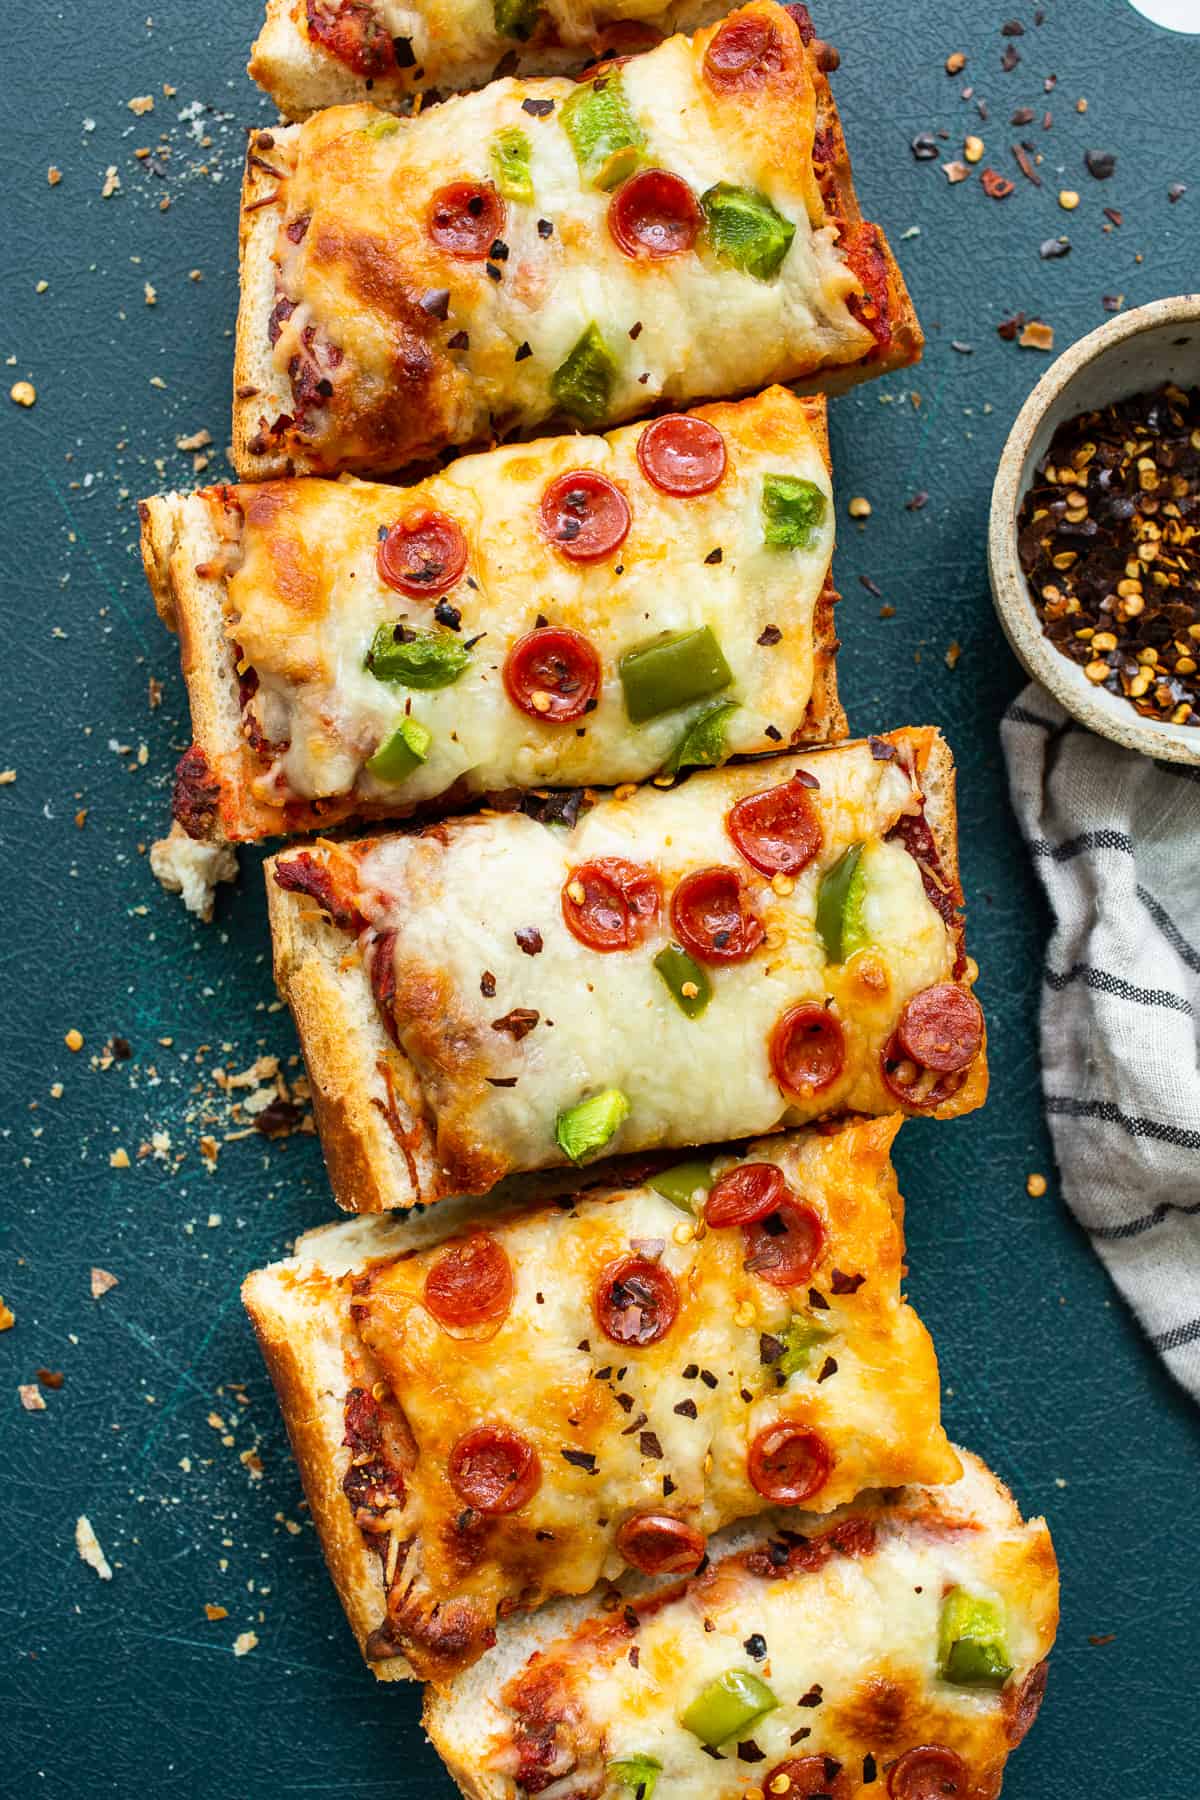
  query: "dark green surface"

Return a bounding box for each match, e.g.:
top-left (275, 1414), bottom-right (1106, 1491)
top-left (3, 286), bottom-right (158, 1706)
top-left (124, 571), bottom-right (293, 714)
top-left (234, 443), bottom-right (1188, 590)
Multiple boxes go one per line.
top-left (2, 3), bottom-right (1198, 1794)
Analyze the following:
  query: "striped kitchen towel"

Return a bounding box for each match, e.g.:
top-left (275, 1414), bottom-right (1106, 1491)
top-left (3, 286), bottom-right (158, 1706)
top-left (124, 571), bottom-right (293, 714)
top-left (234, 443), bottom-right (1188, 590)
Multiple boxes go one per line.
top-left (1001, 683), bottom-right (1200, 1400)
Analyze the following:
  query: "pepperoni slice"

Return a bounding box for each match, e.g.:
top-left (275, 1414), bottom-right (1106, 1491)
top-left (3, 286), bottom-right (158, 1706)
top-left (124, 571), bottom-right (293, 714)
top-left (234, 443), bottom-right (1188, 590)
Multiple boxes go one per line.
top-left (748, 1422), bottom-right (832, 1503)
top-left (841, 222), bottom-right (893, 354)
top-left (705, 1161), bottom-right (791, 1229)
top-left (886, 1746), bottom-right (969, 1800)
top-left (1004, 1661), bottom-right (1049, 1747)
top-left (727, 777), bottom-right (823, 876)
top-left (504, 627), bottom-right (601, 723)
top-left (764, 1758), bottom-right (851, 1800)
top-left (540, 471), bottom-right (631, 563)
top-left (424, 1233), bottom-right (514, 1334)
top-left (305, 0), bottom-right (396, 78)
top-left (742, 1202), bottom-right (825, 1288)
top-left (895, 984), bottom-right (983, 1074)
top-left (378, 508), bottom-right (468, 599)
top-left (615, 1513), bottom-right (707, 1575)
top-left (703, 13), bottom-right (785, 92)
top-left (879, 1036), bottom-right (970, 1113)
top-left (427, 181), bottom-right (505, 259)
top-left (671, 866), bottom-right (764, 965)
top-left (770, 1004), bottom-right (846, 1098)
top-left (594, 1255), bottom-right (679, 1346)
top-left (562, 858), bottom-right (661, 952)
top-left (637, 415), bottom-right (727, 497)
top-left (609, 170), bottom-right (703, 260)
top-left (447, 1426), bottom-right (540, 1514)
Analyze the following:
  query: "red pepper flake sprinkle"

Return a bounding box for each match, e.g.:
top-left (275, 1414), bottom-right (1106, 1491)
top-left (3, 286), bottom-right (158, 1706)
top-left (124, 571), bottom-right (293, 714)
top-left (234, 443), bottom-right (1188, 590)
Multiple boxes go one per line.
top-left (981, 168), bottom-right (1015, 199)
top-left (1017, 383), bottom-right (1200, 728)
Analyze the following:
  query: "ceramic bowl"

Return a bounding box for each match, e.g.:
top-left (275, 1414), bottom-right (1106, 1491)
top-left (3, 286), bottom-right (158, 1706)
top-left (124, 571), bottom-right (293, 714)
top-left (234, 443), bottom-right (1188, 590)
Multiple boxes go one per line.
top-left (988, 293), bottom-right (1200, 765)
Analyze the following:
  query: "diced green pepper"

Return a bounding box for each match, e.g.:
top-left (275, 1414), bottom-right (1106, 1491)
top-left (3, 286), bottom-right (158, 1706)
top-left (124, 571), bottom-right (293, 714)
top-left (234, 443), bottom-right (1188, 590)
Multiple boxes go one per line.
top-left (680, 1669), bottom-right (779, 1749)
top-left (560, 74), bottom-right (644, 189)
top-left (648, 1159), bottom-right (714, 1212)
top-left (662, 700), bottom-right (740, 775)
top-left (551, 324), bottom-right (619, 427)
top-left (556, 1088), bottom-right (630, 1163)
top-left (937, 1589), bottom-right (1013, 1690)
top-left (491, 126), bottom-right (534, 203)
top-left (815, 841), bottom-right (869, 963)
top-left (700, 184), bottom-right (795, 282)
top-left (365, 716), bottom-right (431, 783)
top-left (653, 943), bottom-right (712, 1020)
top-left (761, 474), bottom-right (828, 550)
top-left (493, 0), bottom-right (541, 40)
top-left (362, 115), bottom-right (401, 140)
top-left (608, 1756), bottom-right (661, 1800)
top-left (777, 1313), bottom-right (833, 1378)
top-left (619, 628), bottom-right (733, 724)
top-left (366, 623), bottom-right (471, 690)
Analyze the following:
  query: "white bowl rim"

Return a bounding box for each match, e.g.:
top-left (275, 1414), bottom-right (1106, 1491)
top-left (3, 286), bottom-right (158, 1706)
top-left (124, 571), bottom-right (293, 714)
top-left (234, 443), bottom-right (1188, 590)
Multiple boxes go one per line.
top-left (988, 292), bottom-right (1200, 766)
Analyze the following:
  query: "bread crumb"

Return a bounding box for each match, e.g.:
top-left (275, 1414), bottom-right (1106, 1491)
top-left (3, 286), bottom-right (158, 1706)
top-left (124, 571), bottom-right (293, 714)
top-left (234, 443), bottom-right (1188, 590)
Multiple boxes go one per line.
top-left (175, 428), bottom-right (212, 452)
top-left (150, 825), bottom-right (238, 921)
top-left (964, 136), bottom-right (984, 164)
top-left (1019, 320), bottom-right (1055, 352)
top-left (75, 1515), bottom-right (114, 1580)
top-left (0, 1298), bottom-right (13, 1331)
top-left (848, 496), bottom-right (872, 519)
top-left (90, 1268), bottom-right (119, 1299)
top-left (233, 1630), bottom-right (259, 1656)
top-left (101, 165), bottom-right (121, 198)
top-left (47, 165), bottom-right (62, 185)
top-left (144, 282), bottom-right (157, 306)
top-left (109, 1147), bottom-right (130, 1169)
top-left (65, 1028), bottom-right (84, 1052)
top-left (20, 1383), bottom-right (47, 1411)
top-left (205, 1603), bottom-right (229, 1621)
top-left (1026, 1172), bottom-right (1048, 1197)
top-left (127, 94), bottom-right (155, 114)
top-left (0, 768), bottom-right (16, 783)
top-left (942, 161), bottom-right (970, 184)
top-left (945, 639), bottom-right (962, 669)
top-left (9, 382), bottom-right (36, 408)
top-left (945, 50), bottom-right (966, 73)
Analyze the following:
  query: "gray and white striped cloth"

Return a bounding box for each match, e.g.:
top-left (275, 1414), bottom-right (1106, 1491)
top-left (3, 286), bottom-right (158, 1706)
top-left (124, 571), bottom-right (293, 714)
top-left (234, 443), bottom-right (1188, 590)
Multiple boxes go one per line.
top-left (1001, 683), bottom-right (1200, 1400)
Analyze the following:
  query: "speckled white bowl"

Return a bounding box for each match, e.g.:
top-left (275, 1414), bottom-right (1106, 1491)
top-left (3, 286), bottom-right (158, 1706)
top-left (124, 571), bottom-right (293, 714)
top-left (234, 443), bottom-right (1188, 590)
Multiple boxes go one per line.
top-left (988, 293), bottom-right (1200, 766)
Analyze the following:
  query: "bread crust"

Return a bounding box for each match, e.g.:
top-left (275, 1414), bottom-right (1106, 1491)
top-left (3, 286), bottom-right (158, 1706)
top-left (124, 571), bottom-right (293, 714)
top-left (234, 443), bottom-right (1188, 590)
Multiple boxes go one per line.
top-left (267, 730), bottom-right (983, 1214)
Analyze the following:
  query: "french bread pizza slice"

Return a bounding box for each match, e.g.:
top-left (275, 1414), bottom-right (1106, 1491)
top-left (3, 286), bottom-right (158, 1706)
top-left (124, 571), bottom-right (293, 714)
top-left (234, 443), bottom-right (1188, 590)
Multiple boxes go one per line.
top-left (265, 729), bottom-right (986, 1212)
top-left (234, 2), bottom-right (921, 479)
top-left (140, 388), bottom-right (842, 845)
top-left (424, 1450), bottom-right (1058, 1798)
top-left (242, 1117), bottom-right (960, 1683)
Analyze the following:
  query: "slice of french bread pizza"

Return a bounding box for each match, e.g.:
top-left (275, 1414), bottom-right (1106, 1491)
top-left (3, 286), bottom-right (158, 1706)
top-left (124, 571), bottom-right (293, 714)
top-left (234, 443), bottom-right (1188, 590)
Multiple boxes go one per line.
top-left (424, 1450), bottom-right (1058, 1798)
top-left (265, 729), bottom-right (986, 1212)
top-left (234, 2), bottom-right (920, 479)
top-left (242, 1117), bottom-right (959, 1683)
top-left (140, 388), bottom-right (842, 846)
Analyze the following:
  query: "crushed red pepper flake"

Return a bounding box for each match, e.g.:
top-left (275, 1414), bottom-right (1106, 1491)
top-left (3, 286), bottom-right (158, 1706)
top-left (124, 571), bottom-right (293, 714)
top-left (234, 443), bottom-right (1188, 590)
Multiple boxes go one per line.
top-left (981, 168), bottom-right (1015, 200)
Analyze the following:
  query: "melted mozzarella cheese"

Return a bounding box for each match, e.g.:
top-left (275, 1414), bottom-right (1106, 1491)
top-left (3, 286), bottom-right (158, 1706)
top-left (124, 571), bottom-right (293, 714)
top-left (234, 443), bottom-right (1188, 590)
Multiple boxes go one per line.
top-left (224, 389), bottom-right (835, 809)
top-left (354, 739), bottom-right (954, 1171)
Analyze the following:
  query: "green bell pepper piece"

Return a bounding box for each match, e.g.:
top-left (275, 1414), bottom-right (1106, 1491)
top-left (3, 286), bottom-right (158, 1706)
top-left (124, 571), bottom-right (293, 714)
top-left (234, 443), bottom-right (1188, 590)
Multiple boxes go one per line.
top-left (761, 473), bottom-right (828, 550)
top-left (607, 1756), bottom-right (661, 1800)
top-left (366, 623), bottom-right (471, 690)
top-left (816, 841), bottom-right (869, 963)
top-left (648, 1159), bottom-right (714, 1212)
top-left (776, 1313), bottom-right (833, 1378)
top-left (653, 943), bottom-right (712, 1020)
top-left (619, 628), bottom-right (733, 724)
top-left (493, 0), bottom-right (541, 40)
top-left (560, 73), bottom-right (644, 189)
top-left (680, 1669), bottom-right (779, 1748)
top-left (491, 126), bottom-right (534, 203)
top-left (701, 184), bottom-right (795, 281)
top-left (362, 115), bottom-right (401, 140)
top-left (556, 1088), bottom-right (630, 1163)
top-left (937, 1588), bottom-right (1013, 1690)
top-left (551, 323), bottom-right (619, 427)
top-left (662, 699), bottom-right (740, 774)
top-left (365, 716), bottom-right (431, 783)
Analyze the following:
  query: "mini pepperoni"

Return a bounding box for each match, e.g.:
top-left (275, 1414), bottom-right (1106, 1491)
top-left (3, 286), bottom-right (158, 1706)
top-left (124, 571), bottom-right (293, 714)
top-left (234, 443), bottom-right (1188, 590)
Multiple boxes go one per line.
top-left (770, 1004), bottom-right (846, 1098)
top-left (594, 1255), bottom-right (679, 1347)
top-left (705, 1161), bottom-right (791, 1229)
top-left (748, 1422), bottom-right (832, 1504)
top-left (378, 509), bottom-right (468, 599)
top-left (841, 221), bottom-right (893, 354)
top-left (703, 13), bottom-right (785, 91)
top-left (671, 866), bottom-right (764, 965)
top-left (448, 1426), bottom-right (540, 1514)
top-left (427, 181), bottom-right (505, 259)
top-left (1004, 1661), bottom-right (1049, 1747)
top-left (764, 1757), bottom-right (851, 1800)
top-left (609, 170), bottom-right (703, 260)
top-left (616, 1513), bottom-right (707, 1575)
top-left (424, 1233), bottom-right (514, 1333)
top-left (562, 858), bottom-right (661, 952)
top-left (886, 1746), bottom-right (969, 1800)
top-left (742, 1202), bottom-right (825, 1288)
top-left (895, 984), bottom-right (984, 1074)
top-left (504, 627), bottom-right (601, 723)
top-left (637, 415), bottom-right (727, 497)
top-left (879, 1036), bottom-right (968, 1113)
top-left (540, 471), bottom-right (631, 563)
top-left (727, 776), bottom-right (823, 876)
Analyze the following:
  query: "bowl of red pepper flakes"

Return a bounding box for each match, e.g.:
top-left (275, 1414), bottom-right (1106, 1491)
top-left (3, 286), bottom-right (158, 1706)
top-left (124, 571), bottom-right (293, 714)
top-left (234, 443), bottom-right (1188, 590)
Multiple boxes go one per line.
top-left (989, 294), bottom-right (1200, 765)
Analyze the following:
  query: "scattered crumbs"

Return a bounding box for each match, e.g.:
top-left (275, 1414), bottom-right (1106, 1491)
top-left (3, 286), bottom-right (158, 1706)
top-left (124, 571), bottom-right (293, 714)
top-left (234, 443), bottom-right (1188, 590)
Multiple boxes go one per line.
top-left (19, 1384), bottom-right (46, 1412)
top-left (205, 1604), bottom-right (229, 1622)
top-left (47, 165), bottom-right (62, 185)
top-left (1057, 188), bottom-right (1080, 211)
top-left (942, 161), bottom-right (970, 185)
top-left (9, 382), bottom-right (36, 408)
top-left (848, 496), bottom-right (871, 519)
top-left (90, 1268), bottom-right (119, 1299)
top-left (65, 1028), bottom-right (84, 1052)
top-left (945, 640), bottom-right (962, 670)
top-left (945, 51), bottom-right (966, 74)
top-left (879, 603), bottom-right (896, 619)
top-left (1026, 1172), bottom-right (1048, 1197)
top-left (1018, 320), bottom-right (1054, 351)
top-left (0, 768), bottom-right (16, 784)
top-left (232, 1630), bottom-right (259, 1656)
top-left (75, 1516), bottom-right (114, 1580)
top-left (0, 1298), bottom-right (13, 1331)
top-left (101, 165), bottom-right (121, 199)
top-left (109, 1147), bottom-right (131, 1169)
top-left (127, 94), bottom-right (155, 114)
